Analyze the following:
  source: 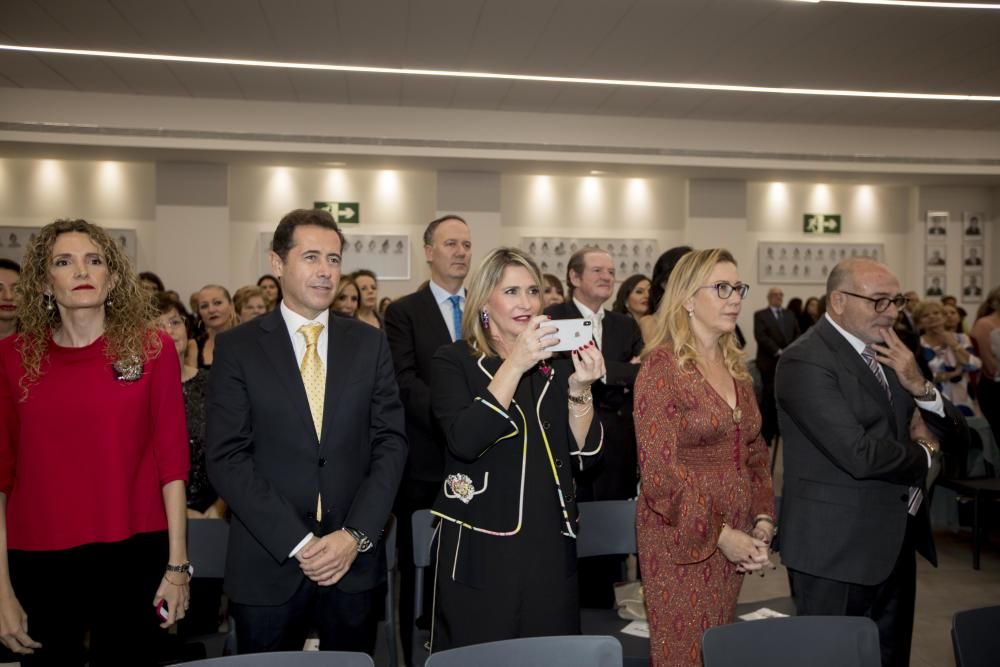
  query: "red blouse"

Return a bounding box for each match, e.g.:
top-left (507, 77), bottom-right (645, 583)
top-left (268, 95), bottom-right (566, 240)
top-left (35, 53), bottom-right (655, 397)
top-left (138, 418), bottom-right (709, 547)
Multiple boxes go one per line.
top-left (0, 331), bottom-right (189, 551)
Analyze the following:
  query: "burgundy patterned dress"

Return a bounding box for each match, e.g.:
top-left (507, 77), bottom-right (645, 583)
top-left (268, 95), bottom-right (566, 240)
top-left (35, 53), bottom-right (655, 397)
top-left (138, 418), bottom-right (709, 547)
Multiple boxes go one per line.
top-left (635, 347), bottom-right (774, 667)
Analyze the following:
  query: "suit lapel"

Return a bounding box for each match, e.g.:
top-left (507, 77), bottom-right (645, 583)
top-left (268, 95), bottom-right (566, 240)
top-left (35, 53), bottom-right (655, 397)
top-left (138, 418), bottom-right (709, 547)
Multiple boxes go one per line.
top-left (320, 315), bottom-right (353, 449)
top-left (257, 310), bottom-right (318, 444)
top-left (420, 284), bottom-right (454, 343)
top-left (816, 319), bottom-right (897, 430)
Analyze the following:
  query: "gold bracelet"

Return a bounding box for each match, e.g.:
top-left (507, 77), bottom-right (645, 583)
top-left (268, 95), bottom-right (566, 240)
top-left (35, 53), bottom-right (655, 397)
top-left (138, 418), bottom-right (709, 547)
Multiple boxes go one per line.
top-left (567, 389), bottom-right (593, 405)
top-left (162, 573), bottom-right (190, 586)
top-left (571, 404), bottom-right (593, 419)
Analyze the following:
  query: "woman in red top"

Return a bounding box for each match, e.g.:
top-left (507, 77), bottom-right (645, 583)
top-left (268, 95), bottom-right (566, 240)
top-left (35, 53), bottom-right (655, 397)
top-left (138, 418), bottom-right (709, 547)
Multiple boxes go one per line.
top-left (635, 249), bottom-right (775, 667)
top-left (0, 219), bottom-right (190, 666)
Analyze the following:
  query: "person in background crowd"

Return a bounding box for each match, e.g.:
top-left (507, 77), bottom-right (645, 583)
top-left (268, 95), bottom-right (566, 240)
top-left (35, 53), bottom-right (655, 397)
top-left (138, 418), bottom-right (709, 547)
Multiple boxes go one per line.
top-left (636, 248), bottom-right (774, 667)
top-left (547, 246), bottom-right (643, 608)
top-left (897, 291), bottom-right (920, 337)
top-left (942, 302), bottom-right (965, 334)
top-left (352, 269), bottom-right (382, 329)
top-left (777, 257), bottom-right (966, 667)
top-left (256, 274), bottom-right (282, 312)
top-left (787, 297), bottom-right (803, 327)
top-left (0, 219), bottom-right (190, 665)
top-left (941, 295), bottom-right (958, 308)
top-left (232, 286), bottom-right (267, 324)
top-left (153, 291), bottom-right (225, 643)
top-left (914, 300), bottom-right (981, 417)
top-left (165, 289), bottom-right (182, 303)
top-left (430, 247), bottom-right (604, 650)
top-left (543, 273), bottom-right (565, 307)
top-left (331, 277), bottom-right (360, 319)
top-left (640, 246), bottom-right (693, 342)
top-left (139, 271), bottom-right (165, 293)
top-left (613, 274), bottom-right (651, 321)
top-left (378, 296), bottom-right (393, 319)
top-left (971, 288), bottom-right (1000, 442)
top-left (206, 209), bottom-right (407, 656)
top-left (195, 285), bottom-right (236, 369)
top-left (799, 296), bottom-right (821, 332)
top-left (0, 259), bottom-right (19, 340)
top-left (753, 287), bottom-right (801, 447)
top-left (384, 214), bottom-right (472, 665)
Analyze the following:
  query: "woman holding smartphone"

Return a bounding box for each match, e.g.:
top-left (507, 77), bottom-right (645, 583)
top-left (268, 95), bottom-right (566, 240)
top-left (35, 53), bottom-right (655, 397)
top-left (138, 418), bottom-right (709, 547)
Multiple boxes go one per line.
top-left (0, 219), bottom-right (190, 666)
top-left (429, 247), bottom-right (605, 651)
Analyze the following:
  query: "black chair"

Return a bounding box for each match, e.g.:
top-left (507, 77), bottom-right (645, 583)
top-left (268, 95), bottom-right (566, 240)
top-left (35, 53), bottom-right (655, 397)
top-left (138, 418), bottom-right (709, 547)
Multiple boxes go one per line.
top-left (184, 518), bottom-right (235, 658)
top-left (575, 500), bottom-right (648, 667)
top-left (176, 650), bottom-right (374, 666)
top-left (410, 509), bottom-right (438, 667)
top-left (381, 515), bottom-right (399, 667)
top-left (701, 616), bottom-right (881, 667)
top-left (952, 604), bottom-right (1000, 667)
top-left (937, 419), bottom-right (1000, 570)
top-left (424, 635), bottom-right (623, 667)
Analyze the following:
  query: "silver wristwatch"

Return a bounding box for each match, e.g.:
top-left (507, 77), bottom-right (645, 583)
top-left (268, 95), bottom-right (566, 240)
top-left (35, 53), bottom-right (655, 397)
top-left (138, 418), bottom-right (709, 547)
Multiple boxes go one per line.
top-left (344, 527), bottom-right (374, 553)
top-left (913, 380), bottom-right (937, 402)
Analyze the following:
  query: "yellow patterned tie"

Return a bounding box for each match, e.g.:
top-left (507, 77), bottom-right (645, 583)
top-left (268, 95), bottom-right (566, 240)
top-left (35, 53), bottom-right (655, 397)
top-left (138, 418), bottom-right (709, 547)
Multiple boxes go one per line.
top-left (298, 322), bottom-right (325, 520)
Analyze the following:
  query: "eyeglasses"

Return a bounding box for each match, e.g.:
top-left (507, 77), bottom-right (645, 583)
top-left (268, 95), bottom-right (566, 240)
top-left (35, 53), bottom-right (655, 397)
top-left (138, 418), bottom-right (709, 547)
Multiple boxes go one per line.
top-left (839, 290), bottom-right (907, 313)
top-left (699, 282), bottom-right (750, 299)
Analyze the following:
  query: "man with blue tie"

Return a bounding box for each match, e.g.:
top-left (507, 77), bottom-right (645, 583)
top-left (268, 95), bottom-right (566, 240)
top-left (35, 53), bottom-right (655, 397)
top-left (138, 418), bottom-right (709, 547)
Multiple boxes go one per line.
top-left (754, 287), bottom-right (801, 447)
top-left (384, 214), bottom-right (472, 664)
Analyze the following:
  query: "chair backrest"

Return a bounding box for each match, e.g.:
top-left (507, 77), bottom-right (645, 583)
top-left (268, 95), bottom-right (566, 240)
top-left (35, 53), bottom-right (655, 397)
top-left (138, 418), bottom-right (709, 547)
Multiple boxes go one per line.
top-left (952, 604), bottom-right (1000, 667)
top-left (412, 509), bottom-right (437, 569)
top-left (702, 616), bottom-right (880, 667)
top-left (425, 635), bottom-right (623, 667)
top-left (177, 649), bottom-right (374, 665)
top-left (575, 500), bottom-right (637, 558)
top-left (187, 518), bottom-right (229, 579)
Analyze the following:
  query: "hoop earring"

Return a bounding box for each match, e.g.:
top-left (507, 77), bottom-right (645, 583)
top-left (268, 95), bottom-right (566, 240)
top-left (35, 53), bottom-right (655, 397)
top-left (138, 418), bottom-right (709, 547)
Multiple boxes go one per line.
top-left (480, 309), bottom-right (490, 330)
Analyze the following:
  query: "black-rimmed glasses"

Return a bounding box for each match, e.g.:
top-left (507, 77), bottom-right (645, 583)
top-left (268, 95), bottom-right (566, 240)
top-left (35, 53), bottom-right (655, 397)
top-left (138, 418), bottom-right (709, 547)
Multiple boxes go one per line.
top-left (699, 282), bottom-right (750, 299)
top-left (839, 290), bottom-right (907, 313)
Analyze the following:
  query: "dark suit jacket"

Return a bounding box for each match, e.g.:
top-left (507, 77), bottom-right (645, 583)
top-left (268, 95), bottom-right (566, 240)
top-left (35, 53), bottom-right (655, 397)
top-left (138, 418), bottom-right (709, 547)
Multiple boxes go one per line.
top-left (430, 342), bottom-right (603, 586)
top-left (775, 317), bottom-right (965, 586)
top-left (384, 285), bottom-right (454, 483)
top-left (206, 309), bottom-right (408, 605)
top-left (753, 307), bottom-right (800, 377)
top-left (543, 301), bottom-right (643, 407)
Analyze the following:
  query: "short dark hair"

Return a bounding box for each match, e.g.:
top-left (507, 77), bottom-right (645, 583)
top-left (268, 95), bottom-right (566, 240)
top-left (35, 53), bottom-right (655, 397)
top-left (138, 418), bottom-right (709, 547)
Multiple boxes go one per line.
top-left (351, 268), bottom-right (377, 284)
top-left (543, 273), bottom-right (564, 297)
top-left (423, 215), bottom-right (467, 247)
top-left (0, 258), bottom-right (20, 274)
top-left (139, 271), bottom-right (164, 291)
top-left (153, 291), bottom-right (186, 317)
top-left (271, 209), bottom-right (346, 262)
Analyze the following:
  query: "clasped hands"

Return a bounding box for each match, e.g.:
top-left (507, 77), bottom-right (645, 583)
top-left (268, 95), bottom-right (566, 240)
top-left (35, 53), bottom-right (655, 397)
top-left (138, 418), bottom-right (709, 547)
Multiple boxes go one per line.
top-left (295, 530), bottom-right (359, 586)
top-left (718, 522), bottom-right (776, 575)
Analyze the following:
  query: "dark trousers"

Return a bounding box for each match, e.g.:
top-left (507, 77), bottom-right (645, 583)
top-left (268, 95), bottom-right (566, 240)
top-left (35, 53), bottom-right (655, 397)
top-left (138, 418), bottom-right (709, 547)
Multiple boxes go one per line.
top-left (231, 575), bottom-right (382, 655)
top-left (394, 477), bottom-right (440, 665)
top-left (978, 378), bottom-right (1000, 456)
top-left (788, 525), bottom-right (917, 667)
top-left (9, 530), bottom-right (168, 667)
top-left (760, 371), bottom-right (779, 445)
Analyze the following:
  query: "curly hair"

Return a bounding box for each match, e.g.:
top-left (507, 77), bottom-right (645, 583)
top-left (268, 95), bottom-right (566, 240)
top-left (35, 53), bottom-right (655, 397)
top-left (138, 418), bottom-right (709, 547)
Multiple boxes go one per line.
top-left (641, 248), bottom-right (749, 382)
top-left (14, 219), bottom-right (161, 398)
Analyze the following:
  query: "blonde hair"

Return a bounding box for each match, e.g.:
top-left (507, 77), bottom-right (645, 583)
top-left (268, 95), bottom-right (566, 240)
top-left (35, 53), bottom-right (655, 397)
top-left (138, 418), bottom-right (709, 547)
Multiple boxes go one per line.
top-left (462, 247), bottom-right (543, 358)
top-left (197, 284), bottom-right (237, 330)
top-left (641, 248), bottom-right (749, 381)
top-left (911, 300), bottom-right (943, 330)
top-left (14, 219), bottom-right (161, 398)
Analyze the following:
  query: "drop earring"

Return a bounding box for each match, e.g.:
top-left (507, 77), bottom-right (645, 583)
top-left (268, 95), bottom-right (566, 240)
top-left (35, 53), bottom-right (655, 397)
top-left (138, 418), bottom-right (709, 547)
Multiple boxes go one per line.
top-left (480, 309), bottom-right (490, 330)
top-left (44, 293), bottom-right (54, 311)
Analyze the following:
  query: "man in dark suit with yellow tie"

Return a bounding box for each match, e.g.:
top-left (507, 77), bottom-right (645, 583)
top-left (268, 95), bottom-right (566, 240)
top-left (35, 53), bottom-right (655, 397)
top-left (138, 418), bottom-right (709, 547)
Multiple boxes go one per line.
top-left (776, 257), bottom-right (966, 667)
top-left (207, 209), bottom-right (407, 655)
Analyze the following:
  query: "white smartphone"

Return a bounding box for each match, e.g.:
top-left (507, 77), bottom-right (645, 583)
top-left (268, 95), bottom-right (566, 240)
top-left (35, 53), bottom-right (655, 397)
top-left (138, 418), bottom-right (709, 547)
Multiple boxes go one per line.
top-left (544, 318), bottom-right (594, 352)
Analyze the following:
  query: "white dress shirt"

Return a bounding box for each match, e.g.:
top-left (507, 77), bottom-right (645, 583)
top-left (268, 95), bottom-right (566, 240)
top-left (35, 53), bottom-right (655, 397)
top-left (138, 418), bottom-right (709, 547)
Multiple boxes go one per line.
top-left (572, 297), bottom-right (605, 349)
top-left (429, 280), bottom-right (466, 342)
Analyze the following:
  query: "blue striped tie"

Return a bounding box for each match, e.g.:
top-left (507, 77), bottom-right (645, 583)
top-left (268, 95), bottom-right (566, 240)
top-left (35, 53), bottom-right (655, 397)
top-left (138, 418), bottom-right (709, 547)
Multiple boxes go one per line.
top-left (448, 295), bottom-right (463, 341)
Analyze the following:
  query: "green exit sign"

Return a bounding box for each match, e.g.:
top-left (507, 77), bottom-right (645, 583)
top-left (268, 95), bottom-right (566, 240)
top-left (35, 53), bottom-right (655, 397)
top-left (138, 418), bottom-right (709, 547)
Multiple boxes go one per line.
top-left (803, 214), bottom-right (841, 235)
top-left (314, 201), bottom-right (360, 224)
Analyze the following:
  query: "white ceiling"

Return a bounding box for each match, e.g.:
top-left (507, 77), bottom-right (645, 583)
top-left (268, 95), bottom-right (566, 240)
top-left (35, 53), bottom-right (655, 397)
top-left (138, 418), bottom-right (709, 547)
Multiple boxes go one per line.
top-left (0, 0), bottom-right (998, 130)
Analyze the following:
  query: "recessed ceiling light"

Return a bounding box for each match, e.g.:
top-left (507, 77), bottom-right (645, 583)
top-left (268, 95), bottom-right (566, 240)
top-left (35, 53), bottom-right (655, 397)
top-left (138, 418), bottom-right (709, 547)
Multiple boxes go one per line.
top-left (788, 0), bottom-right (1000, 9)
top-left (589, 170), bottom-right (608, 175)
top-left (323, 161), bottom-right (347, 167)
top-left (0, 43), bottom-right (997, 102)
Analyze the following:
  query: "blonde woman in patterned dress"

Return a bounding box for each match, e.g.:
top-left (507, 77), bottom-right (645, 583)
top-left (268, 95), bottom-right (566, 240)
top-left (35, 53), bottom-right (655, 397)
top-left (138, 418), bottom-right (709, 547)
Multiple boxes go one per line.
top-left (635, 248), bottom-right (775, 666)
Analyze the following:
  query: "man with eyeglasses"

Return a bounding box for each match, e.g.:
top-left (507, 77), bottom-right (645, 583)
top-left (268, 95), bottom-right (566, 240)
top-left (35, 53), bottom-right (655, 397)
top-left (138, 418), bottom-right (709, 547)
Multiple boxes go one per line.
top-left (753, 287), bottom-right (801, 448)
top-left (775, 257), bottom-right (967, 667)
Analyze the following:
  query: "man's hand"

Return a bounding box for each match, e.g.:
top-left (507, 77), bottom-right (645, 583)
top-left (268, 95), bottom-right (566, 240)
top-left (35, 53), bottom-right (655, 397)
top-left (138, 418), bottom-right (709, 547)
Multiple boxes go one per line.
top-left (296, 531), bottom-right (359, 586)
top-left (873, 327), bottom-right (925, 395)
